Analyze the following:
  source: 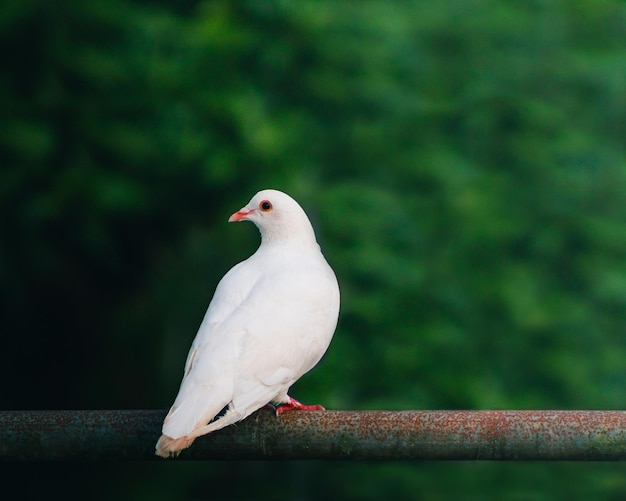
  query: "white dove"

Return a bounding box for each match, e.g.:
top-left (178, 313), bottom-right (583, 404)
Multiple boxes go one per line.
top-left (155, 189), bottom-right (340, 458)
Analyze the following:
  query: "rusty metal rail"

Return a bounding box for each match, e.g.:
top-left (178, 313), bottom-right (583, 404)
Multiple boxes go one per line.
top-left (1, 410), bottom-right (626, 461)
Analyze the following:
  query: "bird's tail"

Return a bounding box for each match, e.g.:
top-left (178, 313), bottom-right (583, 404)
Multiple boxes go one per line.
top-left (155, 407), bottom-right (258, 458)
top-left (155, 434), bottom-right (195, 458)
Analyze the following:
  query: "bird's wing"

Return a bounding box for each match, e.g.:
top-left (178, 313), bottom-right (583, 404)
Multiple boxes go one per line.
top-left (161, 259), bottom-right (260, 438)
top-left (176, 258), bottom-right (261, 376)
top-left (161, 329), bottom-right (238, 438)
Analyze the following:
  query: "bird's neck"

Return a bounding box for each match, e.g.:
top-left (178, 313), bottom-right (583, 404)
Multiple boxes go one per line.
top-left (258, 221), bottom-right (319, 250)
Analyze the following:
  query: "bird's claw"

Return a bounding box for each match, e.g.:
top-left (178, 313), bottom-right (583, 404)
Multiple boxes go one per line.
top-left (274, 397), bottom-right (325, 416)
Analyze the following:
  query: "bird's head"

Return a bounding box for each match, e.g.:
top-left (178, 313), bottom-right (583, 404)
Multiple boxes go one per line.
top-left (228, 189), bottom-right (318, 246)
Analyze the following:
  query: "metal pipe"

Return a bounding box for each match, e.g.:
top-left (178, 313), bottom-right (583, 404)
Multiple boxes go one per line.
top-left (1, 410), bottom-right (626, 461)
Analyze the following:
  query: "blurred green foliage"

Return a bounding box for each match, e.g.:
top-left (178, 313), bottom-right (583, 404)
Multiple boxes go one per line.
top-left (1, 0), bottom-right (625, 499)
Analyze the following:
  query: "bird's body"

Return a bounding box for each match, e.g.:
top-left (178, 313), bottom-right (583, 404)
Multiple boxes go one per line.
top-left (156, 189), bottom-right (340, 458)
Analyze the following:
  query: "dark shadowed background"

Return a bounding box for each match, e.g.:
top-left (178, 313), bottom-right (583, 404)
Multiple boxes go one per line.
top-left (1, 0), bottom-right (625, 499)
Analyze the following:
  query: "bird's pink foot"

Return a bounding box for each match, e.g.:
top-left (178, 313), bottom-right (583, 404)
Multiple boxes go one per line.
top-left (275, 396), bottom-right (325, 416)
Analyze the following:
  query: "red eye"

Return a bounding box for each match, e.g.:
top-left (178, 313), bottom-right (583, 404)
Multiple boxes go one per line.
top-left (259, 200), bottom-right (272, 212)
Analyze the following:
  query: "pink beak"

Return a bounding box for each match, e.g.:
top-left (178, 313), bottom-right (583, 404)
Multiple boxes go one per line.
top-left (228, 208), bottom-right (253, 222)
